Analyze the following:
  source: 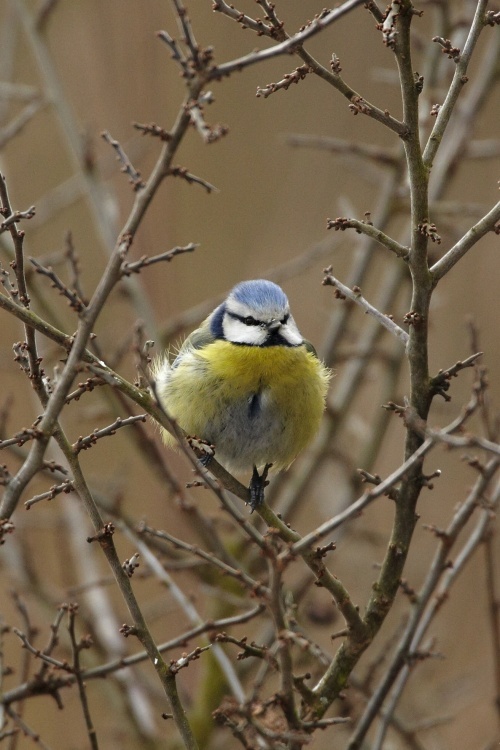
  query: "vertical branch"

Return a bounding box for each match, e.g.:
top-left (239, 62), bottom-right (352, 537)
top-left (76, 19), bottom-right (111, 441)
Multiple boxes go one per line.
top-left (1, 3), bottom-right (499, 747)
top-left (484, 527), bottom-right (500, 722)
top-left (392, 2), bottom-right (431, 424)
top-left (364, 0), bottom-right (431, 632)
top-left (308, 1), bottom-right (436, 717)
top-left (67, 605), bottom-right (99, 750)
top-left (423, 0), bottom-right (490, 170)
top-left (54, 429), bottom-right (199, 750)
top-left (349, 468), bottom-right (500, 749)
top-left (268, 560), bottom-right (300, 737)
top-left (0, 68), bottom-right (202, 521)
top-left (0, 175), bottom-right (41, 383)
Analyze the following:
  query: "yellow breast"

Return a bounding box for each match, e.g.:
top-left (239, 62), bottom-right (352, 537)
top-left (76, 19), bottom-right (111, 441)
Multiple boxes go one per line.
top-left (158, 341), bottom-right (330, 472)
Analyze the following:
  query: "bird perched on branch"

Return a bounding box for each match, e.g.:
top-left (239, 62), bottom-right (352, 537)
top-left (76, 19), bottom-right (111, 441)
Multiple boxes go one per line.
top-left (153, 279), bottom-right (330, 510)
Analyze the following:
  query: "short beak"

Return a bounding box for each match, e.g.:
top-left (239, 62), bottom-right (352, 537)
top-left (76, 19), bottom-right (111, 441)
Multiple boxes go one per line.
top-left (267, 319), bottom-right (281, 333)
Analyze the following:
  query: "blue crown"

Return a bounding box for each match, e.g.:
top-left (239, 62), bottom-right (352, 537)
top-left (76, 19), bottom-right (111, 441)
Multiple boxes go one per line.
top-left (230, 280), bottom-right (288, 314)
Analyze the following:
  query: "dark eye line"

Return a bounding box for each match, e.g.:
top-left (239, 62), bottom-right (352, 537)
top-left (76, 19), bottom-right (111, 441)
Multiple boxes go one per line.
top-left (228, 311), bottom-right (261, 327)
top-left (228, 311), bottom-right (290, 327)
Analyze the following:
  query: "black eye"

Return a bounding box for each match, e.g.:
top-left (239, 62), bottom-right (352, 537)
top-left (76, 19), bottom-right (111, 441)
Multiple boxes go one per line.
top-left (244, 316), bottom-right (258, 326)
top-left (281, 313), bottom-right (290, 325)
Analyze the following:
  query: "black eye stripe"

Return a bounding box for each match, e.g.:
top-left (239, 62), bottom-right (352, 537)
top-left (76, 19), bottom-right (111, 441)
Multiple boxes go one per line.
top-left (228, 311), bottom-right (290, 327)
top-left (228, 312), bottom-right (261, 326)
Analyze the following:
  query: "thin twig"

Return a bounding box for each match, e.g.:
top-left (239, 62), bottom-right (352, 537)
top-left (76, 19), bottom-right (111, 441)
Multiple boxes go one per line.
top-left (211, 0), bottom-right (406, 136)
top-left (120, 522), bottom-right (246, 703)
top-left (67, 605), bottom-right (99, 750)
top-left (24, 479), bottom-right (75, 509)
top-left (139, 522), bottom-right (269, 596)
top-left (101, 130), bottom-right (145, 190)
top-left (4, 707), bottom-right (54, 750)
top-left (157, 30), bottom-right (192, 79)
top-left (120, 243), bottom-right (197, 276)
top-left (323, 268), bottom-right (409, 346)
top-left (326, 216), bottom-right (409, 259)
top-left (30, 256), bottom-right (86, 312)
top-left (423, 0), bottom-right (490, 169)
top-left (171, 0), bottom-right (200, 70)
top-left (349, 471), bottom-right (500, 749)
top-left (291, 382), bottom-right (482, 555)
top-left (211, 0), bottom-right (368, 75)
top-left (72, 415), bottom-right (147, 454)
top-left (483, 527), bottom-right (500, 722)
top-left (286, 133), bottom-right (399, 167)
top-left (169, 166), bottom-right (218, 193)
top-left (0, 99), bottom-right (43, 149)
top-left (430, 201), bottom-right (500, 282)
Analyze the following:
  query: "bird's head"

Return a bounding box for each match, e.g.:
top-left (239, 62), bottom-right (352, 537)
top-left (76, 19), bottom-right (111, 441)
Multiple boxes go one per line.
top-left (211, 279), bottom-right (303, 347)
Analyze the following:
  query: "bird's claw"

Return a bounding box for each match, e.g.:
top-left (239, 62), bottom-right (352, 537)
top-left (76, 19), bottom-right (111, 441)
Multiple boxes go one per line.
top-left (248, 464), bottom-right (272, 512)
top-left (187, 436), bottom-right (215, 466)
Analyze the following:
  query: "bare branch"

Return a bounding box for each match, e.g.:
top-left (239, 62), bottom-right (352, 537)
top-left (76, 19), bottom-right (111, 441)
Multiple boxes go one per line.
top-left (0, 205), bottom-right (37, 232)
top-left (256, 64), bottom-right (312, 98)
top-left (101, 130), bottom-right (145, 190)
top-left (423, 0), bottom-right (490, 169)
top-left (67, 604), bottom-right (99, 750)
top-left (211, 0), bottom-right (275, 37)
top-left (286, 133), bottom-right (399, 166)
top-left (121, 522), bottom-right (246, 702)
top-left (0, 99), bottom-right (43, 149)
top-left (24, 479), bottom-right (75, 509)
top-left (348, 468), bottom-right (500, 749)
top-left (0, 424), bottom-right (43, 450)
top-left (133, 120), bottom-right (171, 141)
top-left (169, 166), bottom-right (218, 193)
top-left (120, 243), bottom-right (197, 276)
top-left (30, 256), bottom-right (86, 312)
top-left (430, 352), bottom-right (483, 401)
top-left (327, 215), bottom-right (409, 258)
top-left (157, 29), bottom-right (192, 79)
top-left (210, 0), bottom-right (366, 71)
top-left (72, 414), bottom-right (147, 454)
top-left (3, 707), bottom-right (54, 750)
top-left (64, 231), bottom-right (88, 306)
top-left (185, 92), bottom-right (229, 144)
top-left (323, 267), bottom-right (409, 346)
top-left (430, 200), bottom-right (500, 283)
top-left (139, 522), bottom-right (269, 596)
top-left (82, 605), bottom-right (265, 681)
top-left (291, 386), bottom-right (482, 556)
top-left (171, 0), bottom-right (201, 70)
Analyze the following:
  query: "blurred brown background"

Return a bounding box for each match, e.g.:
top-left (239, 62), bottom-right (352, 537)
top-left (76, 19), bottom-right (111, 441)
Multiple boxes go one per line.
top-left (0, 1), bottom-right (499, 748)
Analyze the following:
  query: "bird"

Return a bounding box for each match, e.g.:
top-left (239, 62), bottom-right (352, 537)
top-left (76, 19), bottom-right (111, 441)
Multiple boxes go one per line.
top-left (153, 279), bottom-right (330, 510)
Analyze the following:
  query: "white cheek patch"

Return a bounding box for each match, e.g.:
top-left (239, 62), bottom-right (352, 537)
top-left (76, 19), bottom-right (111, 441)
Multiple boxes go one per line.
top-left (223, 316), bottom-right (267, 345)
top-left (281, 319), bottom-right (303, 346)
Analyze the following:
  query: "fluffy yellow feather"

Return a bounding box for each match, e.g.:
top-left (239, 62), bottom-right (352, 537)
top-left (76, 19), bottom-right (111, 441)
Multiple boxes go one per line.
top-left (155, 340), bottom-right (330, 472)
top-left (152, 279), bottom-right (330, 508)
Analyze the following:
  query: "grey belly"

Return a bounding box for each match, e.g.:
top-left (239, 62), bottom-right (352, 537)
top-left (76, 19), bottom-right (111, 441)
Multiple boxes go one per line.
top-left (204, 390), bottom-right (285, 471)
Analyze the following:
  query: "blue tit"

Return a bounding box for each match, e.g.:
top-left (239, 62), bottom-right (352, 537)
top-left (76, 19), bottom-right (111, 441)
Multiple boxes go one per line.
top-left (153, 279), bottom-right (330, 509)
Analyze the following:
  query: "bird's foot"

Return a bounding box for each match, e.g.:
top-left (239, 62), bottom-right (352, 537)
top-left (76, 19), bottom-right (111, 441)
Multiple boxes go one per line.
top-left (248, 464), bottom-right (272, 512)
top-left (187, 436), bottom-right (215, 467)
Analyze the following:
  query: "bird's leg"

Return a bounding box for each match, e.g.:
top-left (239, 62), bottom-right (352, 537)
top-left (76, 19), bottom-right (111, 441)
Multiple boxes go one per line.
top-left (248, 463), bottom-right (272, 512)
top-left (199, 453), bottom-right (212, 468)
